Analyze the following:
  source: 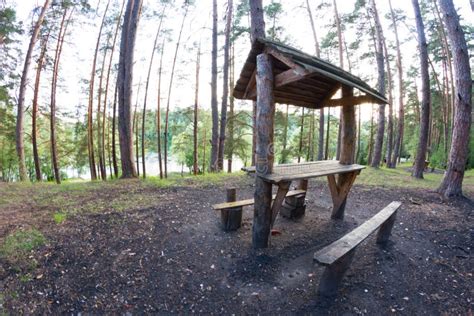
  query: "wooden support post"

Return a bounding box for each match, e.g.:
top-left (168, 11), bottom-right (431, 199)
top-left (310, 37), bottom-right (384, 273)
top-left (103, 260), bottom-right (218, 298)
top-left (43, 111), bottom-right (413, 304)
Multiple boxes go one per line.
top-left (252, 53), bottom-right (275, 249)
top-left (328, 85), bottom-right (357, 219)
top-left (339, 86), bottom-right (356, 165)
top-left (317, 249), bottom-right (355, 297)
top-left (328, 171), bottom-right (359, 219)
top-left (220, 188), bottom-right (243, 231)
top-left (376, 210), bottom-right (397, 245)
top-left (271, 181), bottom-right (290, 226)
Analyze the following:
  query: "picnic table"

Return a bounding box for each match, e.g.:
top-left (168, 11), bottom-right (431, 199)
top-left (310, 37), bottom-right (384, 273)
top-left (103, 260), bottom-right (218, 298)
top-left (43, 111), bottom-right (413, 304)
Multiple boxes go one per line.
top-left (243, 160), bottom-right (365, 221)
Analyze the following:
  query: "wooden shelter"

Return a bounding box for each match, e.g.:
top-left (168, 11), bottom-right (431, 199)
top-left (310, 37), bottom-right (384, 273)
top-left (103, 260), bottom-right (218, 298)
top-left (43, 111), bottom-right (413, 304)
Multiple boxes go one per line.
top-left (233, 38), bottom-right (388, 249)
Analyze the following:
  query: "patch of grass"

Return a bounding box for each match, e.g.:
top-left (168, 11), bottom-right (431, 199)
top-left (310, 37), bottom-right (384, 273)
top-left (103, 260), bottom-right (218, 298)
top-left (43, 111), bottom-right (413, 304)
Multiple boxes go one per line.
top-left (53, 212), bottom-right (67, 224)
top-left (0, 229), bottom-right (46, 260)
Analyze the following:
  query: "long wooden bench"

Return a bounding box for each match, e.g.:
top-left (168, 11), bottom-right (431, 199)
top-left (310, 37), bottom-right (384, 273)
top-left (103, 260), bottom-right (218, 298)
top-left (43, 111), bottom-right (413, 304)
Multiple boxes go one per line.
top-left (212, 189), bottom-right (306, 231)
top-left (313, 201), bottom-right (402, 296)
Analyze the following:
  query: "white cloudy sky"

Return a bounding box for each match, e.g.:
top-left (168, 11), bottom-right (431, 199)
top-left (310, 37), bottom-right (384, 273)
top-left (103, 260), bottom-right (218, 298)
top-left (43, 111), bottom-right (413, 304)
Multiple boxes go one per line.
top-left (6, 0), bottom-right (474, 123)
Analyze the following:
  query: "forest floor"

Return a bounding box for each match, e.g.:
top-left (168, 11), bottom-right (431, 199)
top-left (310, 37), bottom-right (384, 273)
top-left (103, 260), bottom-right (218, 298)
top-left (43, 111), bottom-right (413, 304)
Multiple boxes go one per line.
top-left (0, 165), bottom-right (473, 314)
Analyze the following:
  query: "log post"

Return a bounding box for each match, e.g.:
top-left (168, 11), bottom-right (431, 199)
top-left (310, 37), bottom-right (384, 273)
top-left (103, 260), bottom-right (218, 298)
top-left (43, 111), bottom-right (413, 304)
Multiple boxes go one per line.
top-left (252, 53), bottom-right (275, 249)
top-left (281, 179), bottom-right (307, 219)
top-left (376, 210), bottom-right (397, 245)
top-left (331, 86), bottom-right (356, 219)
top-left (317, 249), bottom-right (355, 297)
top-left (220, 188), bottom-right (243, 231)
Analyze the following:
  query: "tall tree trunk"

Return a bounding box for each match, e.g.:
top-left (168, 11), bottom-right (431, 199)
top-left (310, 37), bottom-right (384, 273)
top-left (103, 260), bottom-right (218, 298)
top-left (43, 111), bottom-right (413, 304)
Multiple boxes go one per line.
top-left (389, 0), bottom-right (404, 168)
top-left (103, 0), bottom-right (125, 179)
top-left (217, 0), bottom-right (233, 171)
top-left (164, 4), bottom-right (188, 178)
top-left (367, 105), bottom-right (374, 164)
top-left (333, 0), bottom-right (343, 161)
top-left (250, 0), bottom-right (266, 168)
top-left (32, 33), bottom-right (50, 182)
top-left (156, 38), bottom-right (165, 179)
top-left (383, 38), bottom-right (394, 167)
top-left (281, 104), bottom-right (289, 163)
top-left (118, 0), bottom-right (142, 178)
top-left (97, 39), bottom-right (109, 180)
top-left (437, 0), bottom-right (472, 197)
top-left (210, 0), bottom-right (219, 172)
top-left (298, 108), bottom-right (304, 163)
top-left (112, 84), bottom-right (119, 177)
top-left (193, 43), bottom-right (201, 176)
top-left (88, 0), bottom-right (111, 180)
top-left (142, 5), bottom-right (166, 179)
top-left (411, 0), bottom-right (431, 179)
top-left (433, 0), bottom-right (455, 146)
top-left (325, 107), bottom-right (330, 159)
top-left (305, 0), bottom-right (324, 161)
top-left (370, 0), bottom-right (385, 168)
top-left (309, 110), bottom-right (315, 161)
top-left (133, 82), bottom-right (141, 177)
top-left (227, 43), bottom-right (235, 173)
top-left (16, 0), bottom-right (51, 181)
top-left (50, 8), bottom-right (72, 184)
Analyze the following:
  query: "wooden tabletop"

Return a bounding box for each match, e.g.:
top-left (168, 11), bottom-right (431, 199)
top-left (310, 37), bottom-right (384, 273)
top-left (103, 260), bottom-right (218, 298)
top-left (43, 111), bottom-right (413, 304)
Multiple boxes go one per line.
top-left (242, 160), bottom-right (365, 184)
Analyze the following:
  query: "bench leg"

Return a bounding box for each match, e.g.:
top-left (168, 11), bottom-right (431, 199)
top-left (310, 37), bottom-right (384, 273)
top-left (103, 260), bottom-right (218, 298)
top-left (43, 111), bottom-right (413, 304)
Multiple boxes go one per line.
top-left (318, 249), bottom-right (355, 297)
top-left (221, 207), bottom-right (243, 231)
top-left (271, 181), bottom-right (290, 226)
top-left (376, 210), bottom-right (397, 245)
top-left (281, 179), bottom-right (307, 219)
top-left (220, 188), bottom-right (243, 231)
top-left (327, 171), bottom-right (359, 220)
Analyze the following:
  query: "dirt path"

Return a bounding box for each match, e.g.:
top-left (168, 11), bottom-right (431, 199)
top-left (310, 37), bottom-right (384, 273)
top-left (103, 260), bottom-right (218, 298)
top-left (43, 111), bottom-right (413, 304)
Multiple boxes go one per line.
top-left (0, 177), bottom-right (473, 314)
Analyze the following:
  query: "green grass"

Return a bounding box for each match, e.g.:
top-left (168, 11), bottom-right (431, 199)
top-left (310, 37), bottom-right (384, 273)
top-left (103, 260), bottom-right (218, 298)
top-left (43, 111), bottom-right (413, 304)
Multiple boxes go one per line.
top-left (0, 229), bottom-right (46, 260)
top-left (53, 212), bottom-right (67, 224)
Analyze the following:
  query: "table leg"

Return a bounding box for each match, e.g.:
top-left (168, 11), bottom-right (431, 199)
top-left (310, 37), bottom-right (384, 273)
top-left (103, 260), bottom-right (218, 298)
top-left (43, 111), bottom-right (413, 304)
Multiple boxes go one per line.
top-left (327, 171), bottom-right (359, 219)
top-left (271, 181), bottom-right (290, 227)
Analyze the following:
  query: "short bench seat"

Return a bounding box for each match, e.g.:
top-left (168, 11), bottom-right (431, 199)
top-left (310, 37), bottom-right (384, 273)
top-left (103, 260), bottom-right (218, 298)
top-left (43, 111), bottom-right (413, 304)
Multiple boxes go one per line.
top-left (212, 189), bottom-right (306, 210)
top-left (313, 201), bottom-right (402, 296)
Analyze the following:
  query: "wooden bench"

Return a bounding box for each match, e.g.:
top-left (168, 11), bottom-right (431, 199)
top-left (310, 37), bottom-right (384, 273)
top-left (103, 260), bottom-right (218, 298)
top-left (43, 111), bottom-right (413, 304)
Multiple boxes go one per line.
top-left (313, 201), bottom-right (402, 297)
top-left (213, 188), bottom-right (306, 231)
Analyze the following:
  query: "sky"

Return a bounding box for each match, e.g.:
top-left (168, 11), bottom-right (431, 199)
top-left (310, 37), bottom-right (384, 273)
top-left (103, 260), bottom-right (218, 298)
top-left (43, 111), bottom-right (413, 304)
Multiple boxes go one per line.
top-left (5, 0), bottom-right (474, 124)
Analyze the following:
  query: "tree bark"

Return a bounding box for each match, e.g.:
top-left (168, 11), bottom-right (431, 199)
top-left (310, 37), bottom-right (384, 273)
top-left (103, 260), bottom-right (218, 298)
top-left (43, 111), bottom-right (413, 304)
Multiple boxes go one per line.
top-left (156, 38), bottom-right (165, 179)
top-left (325, 107), bottom-right (330, 159)
top-left (253, 53), bottom-right (274, 249)
top-left (370, 0), bottom-right (385, 168)
top-left (88, 0), bottom-right (111, 180)
top-left (383, 38), bottom-right (394, 168)
top-left (50, 8), bottom-right (72, 184)
top-left (142, 5), bottom-right (166, 179)
top-left (16, 0), bottom-right (51, 181)
top-left (411, 0), bottom-right (431, 179)
top-left (32, 32), bottom-right (50, 182)
top-left (339, 92), bottom-right (356, 163)
top-left (15, 0), bottom-right (50, 181)
top-left (104, 0), bottom-right (125, 179)
top-left (112, 84), bottom-right (119, 178)
top-left (298, 108), bottom-right (304, 163)
top-left (249, 0), bottom-right (265, 168)
top-left (118, 0), bottom-right (142, 178)
top-left (227, 43), bottom-right (235, 173)
top-left (437, 0), bottom-right (472, 197)
top-left (389, 0), bottom-right (404, 168)
top-left (164, 5), bottom-right (188, 178)
top-left (210, 0), bottom-right (219, 172)
top-left (333, 0), bottom-right (343, 161)
top-left (193, 44), bottom-right (201, 175)
top-left (97, 37), bottom-right (109, 180)
top-left (218, 0), bottom-right (233, 171)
